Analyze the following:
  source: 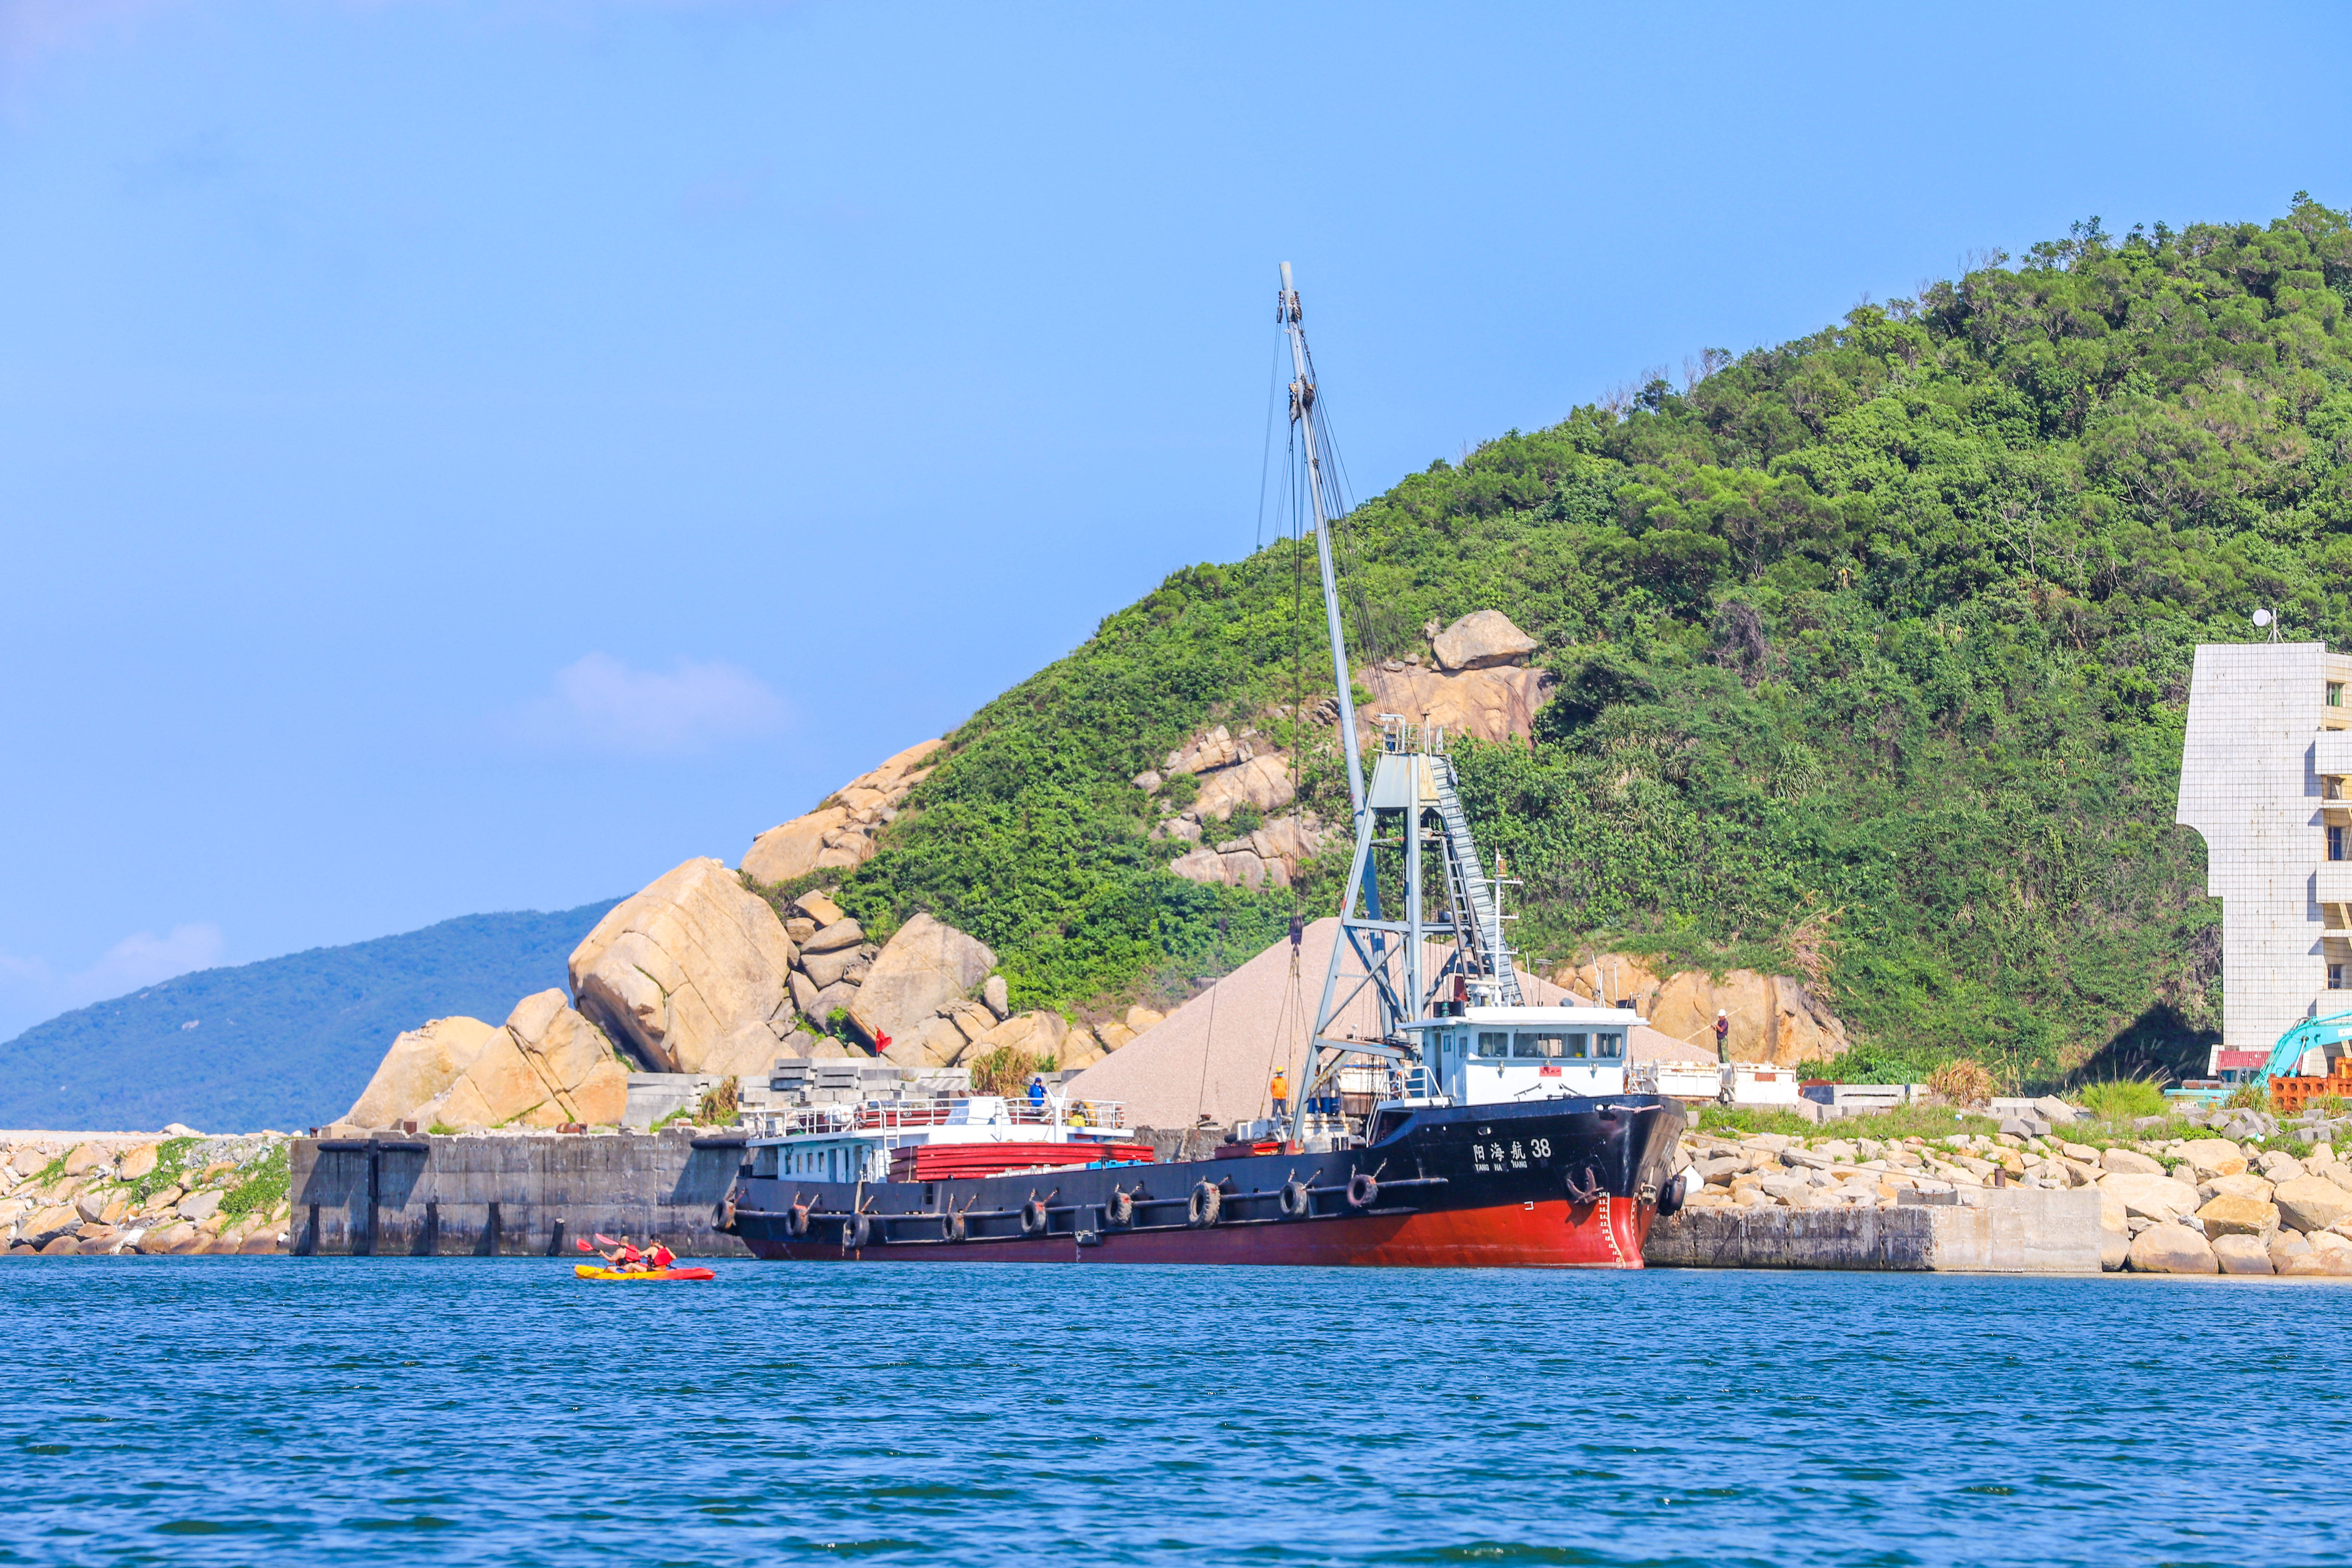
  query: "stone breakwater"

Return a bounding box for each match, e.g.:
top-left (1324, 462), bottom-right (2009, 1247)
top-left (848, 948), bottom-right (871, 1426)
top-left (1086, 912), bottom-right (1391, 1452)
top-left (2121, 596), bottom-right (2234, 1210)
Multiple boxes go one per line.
top-left (0, 1130), bottom-right (296, 1256)
top-left (1673, 1115), bottom-right (2352, 1275)
top-left (287, 1127), bottom-right (747, 1257)
top-left (1646, 1187), bottom-right (2104, 1272)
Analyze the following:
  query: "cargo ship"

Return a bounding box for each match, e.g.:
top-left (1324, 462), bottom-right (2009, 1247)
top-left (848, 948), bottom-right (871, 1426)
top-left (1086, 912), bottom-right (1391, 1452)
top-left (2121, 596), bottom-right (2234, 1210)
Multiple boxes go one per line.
top-left (718, 266), bottom-right (1687, 1268)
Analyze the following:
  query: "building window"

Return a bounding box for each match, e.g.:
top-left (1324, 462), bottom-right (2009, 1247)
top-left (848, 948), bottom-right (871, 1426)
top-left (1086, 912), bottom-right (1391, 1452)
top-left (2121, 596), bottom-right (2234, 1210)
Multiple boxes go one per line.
top-left (2331, 682), bottom-right (2345, 707)
top-left (2334, 827), bottom-right (2350, 862)
top-left (2333, 964), bottom-right (2346, 991)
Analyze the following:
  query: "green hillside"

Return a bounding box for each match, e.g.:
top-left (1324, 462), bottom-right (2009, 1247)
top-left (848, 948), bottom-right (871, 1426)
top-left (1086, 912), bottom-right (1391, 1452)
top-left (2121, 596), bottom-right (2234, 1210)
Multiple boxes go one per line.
top-left (0, 901), bottom-right (620, 1132)
top-left (827, 197), bottom-right (2352, 1095)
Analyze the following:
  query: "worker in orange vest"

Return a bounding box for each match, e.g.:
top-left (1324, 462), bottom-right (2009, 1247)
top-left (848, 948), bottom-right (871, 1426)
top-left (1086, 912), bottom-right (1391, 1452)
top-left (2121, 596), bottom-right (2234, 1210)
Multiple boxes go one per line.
top-left (1270, 1067), bottom-right (1290, 1120)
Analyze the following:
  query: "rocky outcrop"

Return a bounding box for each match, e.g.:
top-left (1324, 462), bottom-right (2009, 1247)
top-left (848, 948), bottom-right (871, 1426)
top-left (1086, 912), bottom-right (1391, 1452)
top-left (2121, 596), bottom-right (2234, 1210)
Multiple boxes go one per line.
top-left (741, 738), bottom-right (944, 884)
top-left (401, 991), bottom-right (629, 1130)
top-left (2127, 1223), bottom-right (2218, 1274)
top-left (1194, 755), bottom-right (1295, 820)
top-left (1432, 609), bottom-right (1539, 672)
top-left (1359, 665), bottom-right (1555, 748)
top-left (1165, 810), bottom-right (1338, 890)
top-left (2274, 1174), bottom-right (2352, 1233)
top-left (1343, 612), bottom-right (1550, 747)
top-left (849, 913), bottom-right (997, 1051)
top-left (756, 894), bottom-right (1018, 1069)
top-left (2097, 1171), bottom-right (2201, 1221)
top-left (342, 1016), bottom-right (499, 1129)
top-left (1552, 954), bottom-right (1849, 1067)
top-left (969, 1008), bottom-right (1069, 1067)
top-left (1145, 724), bottom-right (1298, 825)
top-left (3, 1133), bottom-right (295, 1256)
top-left (568, 858), bottom-right (799, 1075)
top-left (2174, 1138), bottom-right (2249, 1180)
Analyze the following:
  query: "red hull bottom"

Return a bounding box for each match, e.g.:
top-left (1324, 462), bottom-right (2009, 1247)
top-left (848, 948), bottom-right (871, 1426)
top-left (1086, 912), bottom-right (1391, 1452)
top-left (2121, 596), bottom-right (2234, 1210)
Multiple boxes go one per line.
top-left (742, 1194), bottom-right (1654, 1269)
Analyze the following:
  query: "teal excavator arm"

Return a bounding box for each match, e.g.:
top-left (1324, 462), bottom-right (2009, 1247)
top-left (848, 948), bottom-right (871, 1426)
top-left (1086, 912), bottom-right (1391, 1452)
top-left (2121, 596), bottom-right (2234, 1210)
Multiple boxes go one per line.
top-left (2260, 1013), bottom-right (2352, 1084)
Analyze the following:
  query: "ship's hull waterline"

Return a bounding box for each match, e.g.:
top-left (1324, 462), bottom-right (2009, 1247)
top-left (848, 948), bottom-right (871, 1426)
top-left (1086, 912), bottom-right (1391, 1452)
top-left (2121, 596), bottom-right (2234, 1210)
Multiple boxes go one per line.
top-left (724, 1094), bottom-right (1686, 1269)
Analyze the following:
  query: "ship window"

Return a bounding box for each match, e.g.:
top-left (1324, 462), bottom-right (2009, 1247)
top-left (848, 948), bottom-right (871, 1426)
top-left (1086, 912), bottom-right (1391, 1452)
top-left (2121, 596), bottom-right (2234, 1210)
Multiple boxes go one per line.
top-left (1592, 1031), bottom-right (1626, 1059)
top-left (1513, 1033), bottom-right (1564, 1058)
top-left (1477, 1032), bottom-right (1509, 1058)
top-left (1563, 1032), bottom-right (1590, 1058)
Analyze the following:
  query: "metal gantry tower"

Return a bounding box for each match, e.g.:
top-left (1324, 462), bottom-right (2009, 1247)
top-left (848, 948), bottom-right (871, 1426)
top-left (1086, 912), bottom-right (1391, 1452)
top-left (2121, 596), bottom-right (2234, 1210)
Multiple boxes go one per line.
top-left (1278, 265), bottom-right (1523, 1143)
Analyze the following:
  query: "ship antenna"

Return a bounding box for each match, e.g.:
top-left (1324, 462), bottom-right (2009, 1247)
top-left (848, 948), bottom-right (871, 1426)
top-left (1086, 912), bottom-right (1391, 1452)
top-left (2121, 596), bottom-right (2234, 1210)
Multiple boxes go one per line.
top-left (1280, 262), bottom-right (1368, 822)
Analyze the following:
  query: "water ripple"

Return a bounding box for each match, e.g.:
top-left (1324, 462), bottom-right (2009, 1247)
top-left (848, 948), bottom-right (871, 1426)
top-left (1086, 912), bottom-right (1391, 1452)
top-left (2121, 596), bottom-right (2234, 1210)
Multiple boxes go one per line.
top-left (0, 1259), bottom-right (2346, 1565)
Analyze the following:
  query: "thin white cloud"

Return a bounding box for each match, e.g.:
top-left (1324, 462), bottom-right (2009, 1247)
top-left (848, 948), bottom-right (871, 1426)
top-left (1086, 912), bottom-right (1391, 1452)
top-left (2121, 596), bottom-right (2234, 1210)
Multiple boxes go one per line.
top-left (0, 922), bottom-right (226, 1039)
top-left (507, 653), bottom-right (789, 756)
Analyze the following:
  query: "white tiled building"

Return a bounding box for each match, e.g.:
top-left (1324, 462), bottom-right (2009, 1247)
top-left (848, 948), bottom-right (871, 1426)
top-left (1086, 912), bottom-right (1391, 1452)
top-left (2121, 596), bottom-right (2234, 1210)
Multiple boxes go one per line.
top-left (2175, 642), bottom-right (2352, 1077)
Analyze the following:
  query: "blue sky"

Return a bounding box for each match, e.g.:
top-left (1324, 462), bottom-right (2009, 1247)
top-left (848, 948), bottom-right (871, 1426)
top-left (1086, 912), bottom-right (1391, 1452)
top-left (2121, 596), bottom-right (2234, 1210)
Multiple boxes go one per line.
top-left (3, 0), bottom-right (2347, 1039)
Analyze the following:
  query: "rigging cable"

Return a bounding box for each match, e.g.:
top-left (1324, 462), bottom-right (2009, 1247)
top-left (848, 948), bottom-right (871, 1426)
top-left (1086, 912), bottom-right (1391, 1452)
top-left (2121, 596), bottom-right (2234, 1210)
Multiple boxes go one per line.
top-left (1254, 336), bottom-right (1284, 555)
top-left (1190, 916), bottom-right (1228, 1135)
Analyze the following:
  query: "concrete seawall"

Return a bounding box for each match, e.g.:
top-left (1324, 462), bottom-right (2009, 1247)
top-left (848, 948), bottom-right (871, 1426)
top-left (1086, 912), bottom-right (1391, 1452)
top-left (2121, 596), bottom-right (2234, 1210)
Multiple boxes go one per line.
top-left (288, 1131), bottom-right (753, 1257)
top-left (1645, 1188), bottom-right (2105, 1273)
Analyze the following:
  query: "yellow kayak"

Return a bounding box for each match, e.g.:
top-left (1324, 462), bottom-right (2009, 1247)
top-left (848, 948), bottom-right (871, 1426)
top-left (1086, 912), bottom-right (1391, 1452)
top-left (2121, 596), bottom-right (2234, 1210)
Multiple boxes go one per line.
top-left (573, 1264), bottom-right (716, 1282)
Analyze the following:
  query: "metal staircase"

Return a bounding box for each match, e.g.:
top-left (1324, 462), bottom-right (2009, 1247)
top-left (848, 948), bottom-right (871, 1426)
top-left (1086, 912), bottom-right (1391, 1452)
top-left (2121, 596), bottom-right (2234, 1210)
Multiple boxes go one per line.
top-left (1429, 754), bottom-right (1523, 1005)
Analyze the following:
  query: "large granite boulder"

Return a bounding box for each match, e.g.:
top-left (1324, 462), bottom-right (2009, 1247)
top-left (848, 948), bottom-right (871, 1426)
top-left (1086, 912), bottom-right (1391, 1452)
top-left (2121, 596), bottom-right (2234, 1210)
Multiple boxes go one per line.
top-left (1559, 957), bottom-right (1848, 1068)
top-left (2127, 1222), bottom-right (2217, 1274)
top-left (1552, 953), bottom-right (1666, 1008)
top-left (1360, 665), bottom-right (1555, 746)
top-left (741, 738), bottom-right (945, 883)
top-left (1193, 755), bottom-right (1295, 821)
top-left (2211, 1233), bottom-right (2274, 1274)
top-left (881, 1015), bottom-right (971, 1069)
top-left (407, 991), bottom-right (628, 1129)
top-left (1169, 844), bottom-right (1274, 890)
top-left (1165, 725), bottom-right (1246, 776)
top-left (341, 1016), bottom-right (498, 1128)
top-left (505, 989), bottom-right (629, 1126)
top-left (699, 1020), bottom-right (800, 1085)
top-left (1431, 609), bottom-right (1538, 672)
top-left (957, 1009), bottom-right (1068, 1067)
top-left (2273, 1174), bottom-right (2352, 1234)
top-left (740, 807), bottom-right (847, 885)
top-left (2098, 1188), bottom-right (2129, 1271)
top-left (2176, 1138), bottom-right (2249, 1180)
top-left (2098, 1171), bottom-right (2202, 1222)
top-left (847, 913), bottom-right (996, 1049)
top-left (2194, 1193), bottom-right (2279, 1239)
top-left (569, 857), bottom-right (799, 1073)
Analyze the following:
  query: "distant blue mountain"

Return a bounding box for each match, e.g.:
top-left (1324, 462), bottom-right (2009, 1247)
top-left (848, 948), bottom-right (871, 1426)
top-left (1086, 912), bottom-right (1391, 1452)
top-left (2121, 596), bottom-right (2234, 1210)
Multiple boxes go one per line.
top-left (0, 901), bottom-right (623, 1134)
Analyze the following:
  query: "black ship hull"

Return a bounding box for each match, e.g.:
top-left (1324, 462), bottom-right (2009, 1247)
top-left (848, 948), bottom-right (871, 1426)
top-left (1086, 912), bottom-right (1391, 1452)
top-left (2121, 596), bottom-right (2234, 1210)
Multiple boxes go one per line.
top-left (721, 1093), bottom-right (1686, 1268)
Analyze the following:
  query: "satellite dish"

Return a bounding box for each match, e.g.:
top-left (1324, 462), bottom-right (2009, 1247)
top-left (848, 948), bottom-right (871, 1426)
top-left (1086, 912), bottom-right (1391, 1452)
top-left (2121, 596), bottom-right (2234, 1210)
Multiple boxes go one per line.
top-left (2254, 608), bottom-right (2275, 628)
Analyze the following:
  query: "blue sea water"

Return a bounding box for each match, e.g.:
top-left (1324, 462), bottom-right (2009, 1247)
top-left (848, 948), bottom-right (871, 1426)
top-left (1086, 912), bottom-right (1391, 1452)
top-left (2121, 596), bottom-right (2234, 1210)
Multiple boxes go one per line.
top-left (1, 1258), bottom-right (2344, 1566)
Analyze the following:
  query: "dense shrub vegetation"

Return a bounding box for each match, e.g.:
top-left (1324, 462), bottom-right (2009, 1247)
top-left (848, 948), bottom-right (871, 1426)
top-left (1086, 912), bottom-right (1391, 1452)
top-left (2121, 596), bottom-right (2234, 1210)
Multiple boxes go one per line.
top-left (840, 199), bottom-right (2352, 1092)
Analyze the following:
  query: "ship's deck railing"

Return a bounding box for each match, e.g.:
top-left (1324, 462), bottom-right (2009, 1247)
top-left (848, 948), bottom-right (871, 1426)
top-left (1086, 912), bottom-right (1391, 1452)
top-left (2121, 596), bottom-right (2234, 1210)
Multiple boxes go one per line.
top-left (1374, 712), bottom-right (1447, 755)
top-left (744, 1095), bottom-right (1128, 1141)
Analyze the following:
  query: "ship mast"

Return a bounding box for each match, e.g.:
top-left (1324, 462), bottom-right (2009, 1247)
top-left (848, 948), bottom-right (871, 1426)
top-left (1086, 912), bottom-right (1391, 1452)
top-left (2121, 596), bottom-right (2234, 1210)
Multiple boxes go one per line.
top-left (1277, 265), bottom-right (1524, 1148)
top-left (1279, 262), bottom-right (1368, 821)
